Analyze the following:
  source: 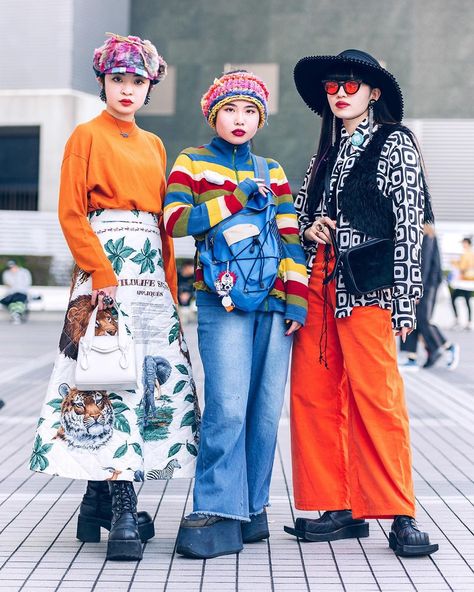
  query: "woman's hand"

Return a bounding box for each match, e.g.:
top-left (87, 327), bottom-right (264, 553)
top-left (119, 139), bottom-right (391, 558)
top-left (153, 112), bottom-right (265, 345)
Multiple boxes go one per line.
top-left (91, 286), bottom-right (117, 311)
top-left (285, 320), bottom-right (302, 336)
top-left (395, 326), bottom-right (413, 342)
top-left (253, 178), bottom-right (274, 198)
top-left (304, 216), bottom-right (336, 245)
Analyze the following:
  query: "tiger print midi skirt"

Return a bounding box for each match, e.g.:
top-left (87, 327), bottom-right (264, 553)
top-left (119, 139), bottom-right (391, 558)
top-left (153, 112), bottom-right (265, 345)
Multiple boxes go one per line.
top-left (31, 209), bottom-right (200, 481)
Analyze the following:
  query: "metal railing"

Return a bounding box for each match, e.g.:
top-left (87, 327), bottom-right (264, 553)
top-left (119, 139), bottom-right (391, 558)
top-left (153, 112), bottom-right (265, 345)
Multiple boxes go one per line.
top-left (0, 186), bottom-right (38, 211)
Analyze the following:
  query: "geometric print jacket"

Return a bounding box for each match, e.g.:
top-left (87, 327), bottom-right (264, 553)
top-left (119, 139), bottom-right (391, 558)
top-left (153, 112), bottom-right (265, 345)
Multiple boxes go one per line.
top-left (294, 118), bottom-right (424, 330)
top-left (164, 136), bottom-right (308, 325)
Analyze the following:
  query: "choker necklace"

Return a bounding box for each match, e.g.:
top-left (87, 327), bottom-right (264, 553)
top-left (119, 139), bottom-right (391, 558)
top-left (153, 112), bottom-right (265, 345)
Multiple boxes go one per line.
top-left (112, 116), bottom-right (135, 138)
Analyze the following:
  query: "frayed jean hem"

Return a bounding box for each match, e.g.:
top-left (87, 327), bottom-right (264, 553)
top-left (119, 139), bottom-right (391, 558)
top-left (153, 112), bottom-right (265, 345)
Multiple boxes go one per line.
top-left (249, 502), bottom-right (270, 517)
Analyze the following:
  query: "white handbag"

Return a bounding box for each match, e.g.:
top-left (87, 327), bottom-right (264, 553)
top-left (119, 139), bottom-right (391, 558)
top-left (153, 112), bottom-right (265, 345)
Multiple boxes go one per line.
top-left (75, 305), bottom-right (138, 391)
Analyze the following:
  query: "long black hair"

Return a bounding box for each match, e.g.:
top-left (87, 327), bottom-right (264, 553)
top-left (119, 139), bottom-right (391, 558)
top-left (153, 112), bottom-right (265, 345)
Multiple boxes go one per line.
top-left (306, 68), bottom-right (400, 218)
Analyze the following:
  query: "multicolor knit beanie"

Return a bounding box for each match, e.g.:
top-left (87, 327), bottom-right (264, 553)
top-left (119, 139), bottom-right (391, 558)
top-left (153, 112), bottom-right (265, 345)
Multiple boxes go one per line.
top-left (93, 32), bottom-right (167, 84)
top-left (201, 70), bottom-right (269, 128)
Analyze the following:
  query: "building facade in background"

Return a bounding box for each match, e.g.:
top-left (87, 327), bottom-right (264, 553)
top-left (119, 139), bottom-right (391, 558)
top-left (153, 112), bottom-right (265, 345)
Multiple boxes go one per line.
top-left (0, 0), bottom-right (473, 280)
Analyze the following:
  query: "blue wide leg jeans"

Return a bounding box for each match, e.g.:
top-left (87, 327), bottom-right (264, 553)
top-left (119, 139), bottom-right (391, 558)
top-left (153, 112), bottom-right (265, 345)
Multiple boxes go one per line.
top-left (194, 304), bottom-right (292, 521)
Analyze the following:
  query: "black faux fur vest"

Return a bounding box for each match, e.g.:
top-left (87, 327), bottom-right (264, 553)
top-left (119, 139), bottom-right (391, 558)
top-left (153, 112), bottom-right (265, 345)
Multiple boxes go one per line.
top-left (311, 124), bottom-right (433, 239)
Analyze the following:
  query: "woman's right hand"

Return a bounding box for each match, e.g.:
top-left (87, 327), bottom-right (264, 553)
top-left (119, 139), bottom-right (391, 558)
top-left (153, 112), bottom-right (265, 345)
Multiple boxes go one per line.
top-left (253, 178), bottom-right (274, 198)
top-left (91, 285), bottom-right (117, 310)
top-left (304, 216), bottom-right (336, 244)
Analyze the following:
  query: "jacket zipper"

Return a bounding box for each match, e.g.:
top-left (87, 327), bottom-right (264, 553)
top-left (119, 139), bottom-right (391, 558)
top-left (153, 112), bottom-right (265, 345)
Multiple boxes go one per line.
top-left (232, 146), bottom-right (240, 184)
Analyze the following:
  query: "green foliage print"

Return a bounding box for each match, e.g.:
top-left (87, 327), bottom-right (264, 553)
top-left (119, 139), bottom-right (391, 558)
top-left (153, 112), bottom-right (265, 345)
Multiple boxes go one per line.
top-left (104, 237), bottom-right (135, 274)
top-left (109, 393), bottom-right (131, 435)
top-left (136, 403), bottom-right (176, 442)
top-left (168, 312), bottom-right (180, 345)
top-left (131, 238), bottom-right (157, 274)
top-left (30, 435), bottom-right (53, 471)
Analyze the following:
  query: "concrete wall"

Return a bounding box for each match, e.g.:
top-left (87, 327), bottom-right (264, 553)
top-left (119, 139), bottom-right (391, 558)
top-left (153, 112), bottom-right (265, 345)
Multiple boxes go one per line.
top-left (0, 91), bottom-right (101, 211)
top-left (0, 0), bottom-right (130, 94)
top-left (131, 0), bottom-right (474, 191)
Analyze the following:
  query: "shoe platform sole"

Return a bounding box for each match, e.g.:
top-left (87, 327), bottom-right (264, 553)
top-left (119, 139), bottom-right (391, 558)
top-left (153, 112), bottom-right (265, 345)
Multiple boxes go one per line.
top-left (176, 519), bottom-right (243, 559)
top-left (389, 532), bottom-right (439, 557)
top-left (77, 514), bottom-right (155, 543)
top-left (284, 522), bottom-right (369, 542)
top-left (176, 544), bottom-right (243, 559)
top-left (106, 539), bottom-right (143, 561)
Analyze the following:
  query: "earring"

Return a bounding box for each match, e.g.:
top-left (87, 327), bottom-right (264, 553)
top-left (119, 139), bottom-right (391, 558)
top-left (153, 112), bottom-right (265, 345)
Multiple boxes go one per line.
top-left (331, 114), bottom-right (336, 146)
top-left (144, 93), bottom-right (151, 106)
top-left (368, 99), bottom-right (375, 139)
top-left (99, 88), bottom-right (107, 102)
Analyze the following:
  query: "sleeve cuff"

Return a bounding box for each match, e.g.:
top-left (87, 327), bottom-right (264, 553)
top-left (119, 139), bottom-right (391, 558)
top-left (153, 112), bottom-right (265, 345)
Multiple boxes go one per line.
top-left (391, 297), bottom-right (416, 330)
top-left (91, 267), bottom-right (118, 290)
top-left (233, 178), bottom-right (258, 206)
top-left (284, 303), bottom-right (308, 326)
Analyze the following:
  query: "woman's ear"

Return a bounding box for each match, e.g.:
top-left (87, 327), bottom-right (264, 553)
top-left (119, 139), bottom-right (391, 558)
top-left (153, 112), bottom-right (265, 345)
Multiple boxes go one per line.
top-left (97, 76), bottom-right (104, 89)
top-left (371, 87), bottom-right (381, 101)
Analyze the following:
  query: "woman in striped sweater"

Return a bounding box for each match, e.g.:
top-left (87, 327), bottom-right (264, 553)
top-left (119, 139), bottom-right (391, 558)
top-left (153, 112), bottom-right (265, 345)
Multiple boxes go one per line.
top-left (164, 70), bottom-right (308, 559)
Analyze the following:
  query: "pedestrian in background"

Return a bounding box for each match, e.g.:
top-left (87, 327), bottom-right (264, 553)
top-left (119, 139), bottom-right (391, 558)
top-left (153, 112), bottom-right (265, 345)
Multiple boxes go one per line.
top-left (400, 224), bottom-right (459, 370)
top-left (30, 33), bottom-right (199, 562)
top-left (449, 236), bottom-right (474, 330)
top-left (164, 70), bottom-right (308, 559)
top-left (286, 49), bottom-right (438, 557)
top-left (1, 259), bottom-right (32, 324)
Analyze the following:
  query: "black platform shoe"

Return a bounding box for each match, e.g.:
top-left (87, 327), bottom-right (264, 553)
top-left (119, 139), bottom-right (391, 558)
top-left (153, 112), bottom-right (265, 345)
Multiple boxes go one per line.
top-left (76, 480), bottom-right (154, 543)
top-left (176, 514), bottom-right (243, 559)
top-left (389, 515), bottom-right (439, 557)
top-left (284, 510), bottom-right (369, 542)
top-left (106, 481), bottom-right (143, 561)
top-left (242, 510), bottom-right (270, 543)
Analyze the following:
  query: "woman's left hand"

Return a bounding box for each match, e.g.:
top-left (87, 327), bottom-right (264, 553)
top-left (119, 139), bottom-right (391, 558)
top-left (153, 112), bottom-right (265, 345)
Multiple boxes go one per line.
top-left (395, 326), bottom-right (413, 342)
top-left (285, 320), bottom-right (302, 336)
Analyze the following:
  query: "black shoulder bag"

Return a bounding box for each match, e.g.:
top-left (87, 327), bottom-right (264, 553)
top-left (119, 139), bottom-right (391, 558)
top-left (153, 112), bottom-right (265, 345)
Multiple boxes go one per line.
top-left (323, 151), bottom-right (395, 296)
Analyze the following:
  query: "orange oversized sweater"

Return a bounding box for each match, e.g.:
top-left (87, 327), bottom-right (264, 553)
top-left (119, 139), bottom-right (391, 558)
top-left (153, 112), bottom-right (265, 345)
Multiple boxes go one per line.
top-left (58, 109), bottom-right (177, 300)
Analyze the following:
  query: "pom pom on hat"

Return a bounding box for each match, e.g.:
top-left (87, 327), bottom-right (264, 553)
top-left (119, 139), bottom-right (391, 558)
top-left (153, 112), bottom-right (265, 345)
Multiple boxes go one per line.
top-left (201, 70), bottom-right (269, 128)
top-left (93, 32), bottom-right (167, 84)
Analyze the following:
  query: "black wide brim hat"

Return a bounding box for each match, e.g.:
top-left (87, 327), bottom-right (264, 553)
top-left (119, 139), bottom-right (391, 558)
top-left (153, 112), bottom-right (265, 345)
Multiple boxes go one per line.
top-left (294, 49), bottom-right (404, 122)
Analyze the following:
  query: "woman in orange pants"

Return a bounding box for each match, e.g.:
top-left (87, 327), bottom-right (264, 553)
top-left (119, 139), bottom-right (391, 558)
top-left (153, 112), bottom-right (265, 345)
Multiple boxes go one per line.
top-left (285, 49), bottom-right (439, 557)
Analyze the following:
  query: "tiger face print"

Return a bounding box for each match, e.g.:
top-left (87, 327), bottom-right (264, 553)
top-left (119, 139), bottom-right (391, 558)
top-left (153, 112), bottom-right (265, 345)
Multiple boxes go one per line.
top-left (55, 385), bottom-right (114, 450)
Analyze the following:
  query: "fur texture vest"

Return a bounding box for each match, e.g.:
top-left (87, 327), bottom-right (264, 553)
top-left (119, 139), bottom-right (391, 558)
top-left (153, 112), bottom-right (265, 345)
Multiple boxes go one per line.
top-left (312, 124), bottom-right (433, 239)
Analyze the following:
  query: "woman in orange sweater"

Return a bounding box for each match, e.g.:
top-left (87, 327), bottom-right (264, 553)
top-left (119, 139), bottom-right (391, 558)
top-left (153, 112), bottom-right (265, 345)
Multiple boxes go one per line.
top-left (30, 33), bottom-right (199, 561)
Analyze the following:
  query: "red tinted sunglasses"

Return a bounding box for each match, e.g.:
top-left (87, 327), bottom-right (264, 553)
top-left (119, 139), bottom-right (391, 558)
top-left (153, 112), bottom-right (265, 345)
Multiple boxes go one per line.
top-left (323, 79), bottom-right (362, 95)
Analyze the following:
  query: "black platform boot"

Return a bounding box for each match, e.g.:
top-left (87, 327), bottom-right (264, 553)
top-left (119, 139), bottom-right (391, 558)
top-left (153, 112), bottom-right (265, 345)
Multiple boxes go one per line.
top-left (76, 481), bottom-right (154, 543)
top-left (389, 516), bottom-right (439, 557)
top-left (284, 510), bottom-right (369, 542)
top-left (106, 481), bottom-right (143, 561)
top-left (242, 510), bottom-right (270, 543)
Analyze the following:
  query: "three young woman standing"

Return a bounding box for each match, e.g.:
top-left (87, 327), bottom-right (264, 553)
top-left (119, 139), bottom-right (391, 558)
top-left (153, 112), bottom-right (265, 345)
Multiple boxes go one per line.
top-left (30, 34), bottom-right (439, 562)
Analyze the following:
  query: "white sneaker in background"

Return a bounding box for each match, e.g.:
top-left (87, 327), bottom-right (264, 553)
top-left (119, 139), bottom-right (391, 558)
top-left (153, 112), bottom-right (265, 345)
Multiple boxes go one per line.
top-left (399, 358), bottom-right (420, 372)
top-left (445, 343), bottom-right (460, 371)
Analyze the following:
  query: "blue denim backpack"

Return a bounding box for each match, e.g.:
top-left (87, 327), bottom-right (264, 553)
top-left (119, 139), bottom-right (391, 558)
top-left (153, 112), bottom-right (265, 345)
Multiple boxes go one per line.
top-left (197, 155), bottom-right (283, 312)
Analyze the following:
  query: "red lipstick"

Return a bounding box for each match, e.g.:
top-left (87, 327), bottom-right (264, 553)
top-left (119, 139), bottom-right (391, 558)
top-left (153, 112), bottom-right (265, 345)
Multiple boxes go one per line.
top-left (232, 129), bottom-right (246, 137)
top-left (335, 101), bottom-right (349, 108)
top-left (120, 99), bottom-right (133, 106)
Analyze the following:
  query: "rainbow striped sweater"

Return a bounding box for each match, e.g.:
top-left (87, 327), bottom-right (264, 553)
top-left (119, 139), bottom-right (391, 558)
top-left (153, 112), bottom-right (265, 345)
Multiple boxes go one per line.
top-left (164, 136), bottom-right (308, 324)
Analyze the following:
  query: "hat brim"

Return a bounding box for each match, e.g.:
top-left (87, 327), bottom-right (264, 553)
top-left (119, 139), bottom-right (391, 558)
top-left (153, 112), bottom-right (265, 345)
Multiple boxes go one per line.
top-left (294, 55), bottom-right (403, 122)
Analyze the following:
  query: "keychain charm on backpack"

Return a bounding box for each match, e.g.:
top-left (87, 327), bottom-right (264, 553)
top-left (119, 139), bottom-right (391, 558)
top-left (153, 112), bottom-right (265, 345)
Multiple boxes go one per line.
top-left (215, 267), bottom-right (236, 312)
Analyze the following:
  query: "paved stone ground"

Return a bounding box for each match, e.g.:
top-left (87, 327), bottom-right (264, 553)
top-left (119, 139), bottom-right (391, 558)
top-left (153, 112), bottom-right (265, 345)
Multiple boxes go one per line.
top-left (0, 299), bottom-right (473, 591)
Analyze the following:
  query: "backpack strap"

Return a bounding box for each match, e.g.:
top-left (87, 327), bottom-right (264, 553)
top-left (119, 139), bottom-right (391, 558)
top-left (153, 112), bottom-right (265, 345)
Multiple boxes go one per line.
top-left (251, 154), bottom-right (271, 187)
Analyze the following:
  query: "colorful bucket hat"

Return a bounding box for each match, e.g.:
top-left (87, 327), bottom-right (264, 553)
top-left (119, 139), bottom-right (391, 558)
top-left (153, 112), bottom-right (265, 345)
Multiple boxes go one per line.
top-left (93, 32), bottom-right (167, 84)
top-left (201, 70), bottom-right (270, 128)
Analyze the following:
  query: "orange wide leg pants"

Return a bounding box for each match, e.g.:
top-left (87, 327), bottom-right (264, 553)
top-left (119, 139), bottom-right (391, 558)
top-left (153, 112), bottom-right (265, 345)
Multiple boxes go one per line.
top-left (290, 248), bottom-right (415, 519)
